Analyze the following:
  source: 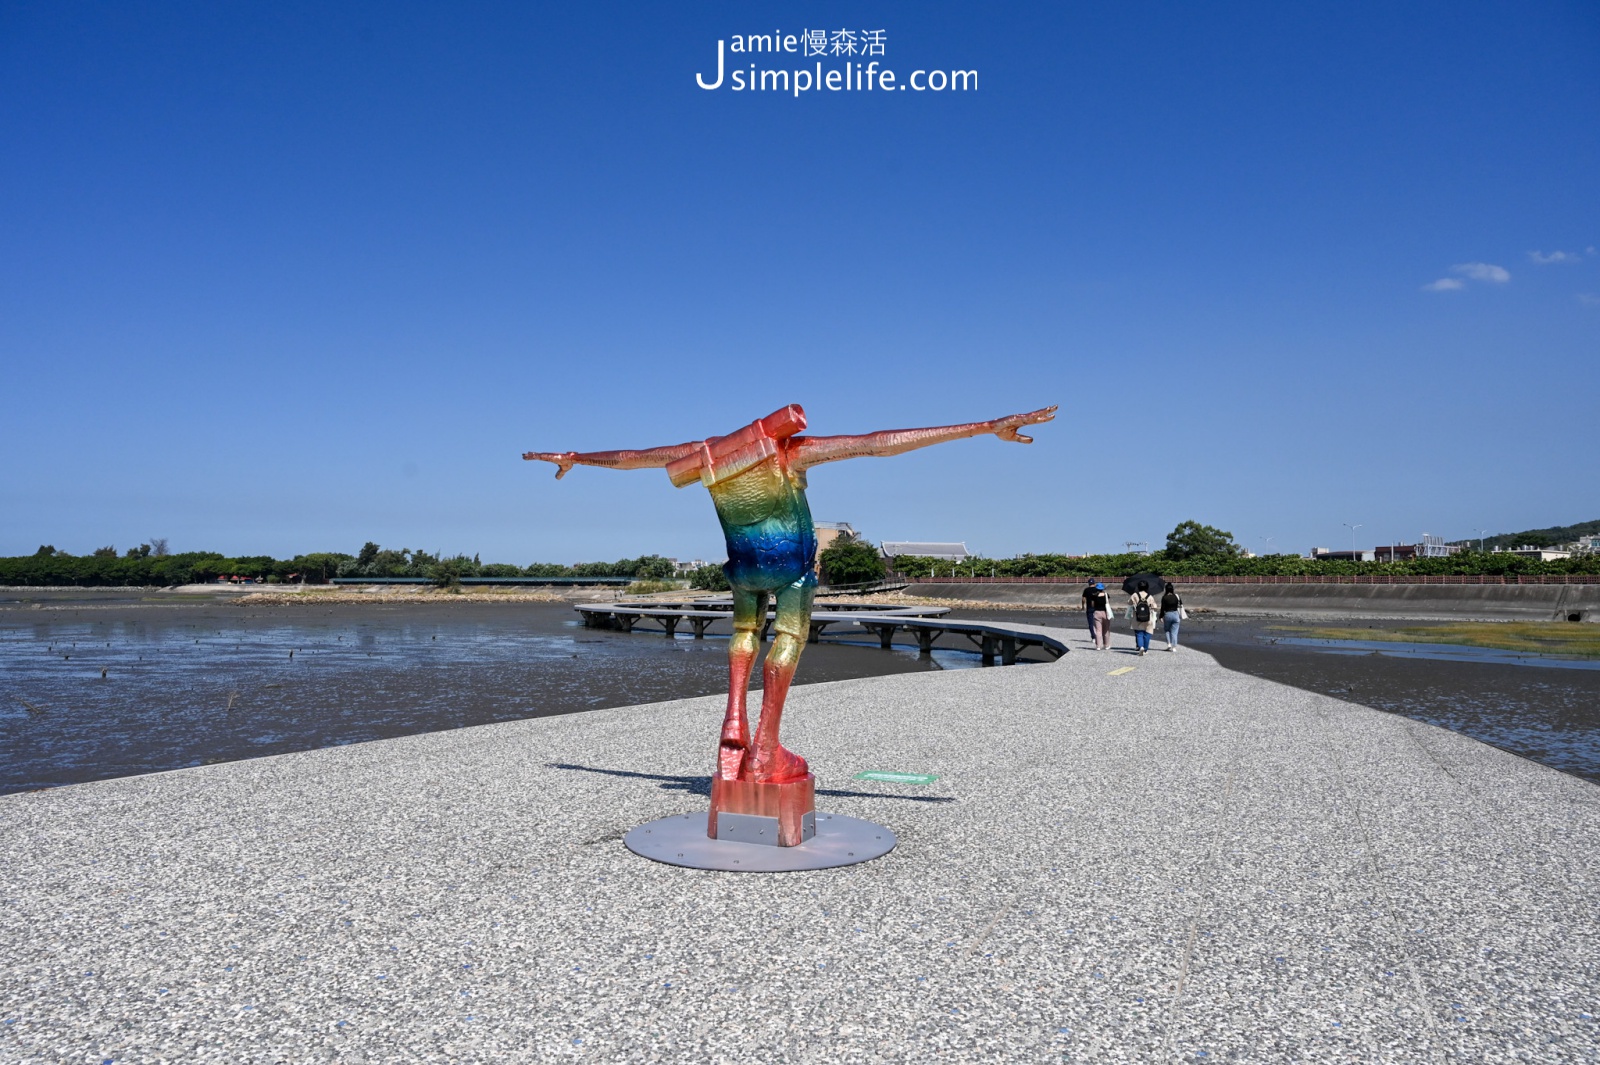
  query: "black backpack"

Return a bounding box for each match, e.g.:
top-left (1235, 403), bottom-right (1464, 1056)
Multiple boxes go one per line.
top-left (1134, 596), bottom-right (1151, 623)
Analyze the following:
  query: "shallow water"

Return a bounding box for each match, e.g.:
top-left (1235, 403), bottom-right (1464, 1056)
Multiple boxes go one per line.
top-left (0, 593), bottom-right (984, 795)
top-left (947, 609), bottom-right (1600, 784)
top-left (5, 593), bottom-right (1598, 793)
top-left (1270, 636), bottom-right (1600, 670)
top-left (1179, 617), bottom-right (1600, 785)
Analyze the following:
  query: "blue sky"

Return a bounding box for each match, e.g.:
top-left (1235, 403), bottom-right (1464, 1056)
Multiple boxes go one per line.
top-left (2, 2), bottom-right (1596, 563)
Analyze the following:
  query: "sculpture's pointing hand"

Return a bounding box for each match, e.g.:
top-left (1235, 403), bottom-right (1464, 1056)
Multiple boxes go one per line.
top-left (991, 405), bottom-right (1058, 444)
top-left (522, 451), bottom-right (577, 479)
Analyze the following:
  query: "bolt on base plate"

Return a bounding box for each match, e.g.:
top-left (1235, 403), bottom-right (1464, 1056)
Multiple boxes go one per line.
top-left (624, 811), bottom-right (896, 872)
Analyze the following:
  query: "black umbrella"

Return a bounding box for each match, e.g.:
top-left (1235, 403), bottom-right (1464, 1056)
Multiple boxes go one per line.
top-left (1121, 573), bottom-right (1167, 595)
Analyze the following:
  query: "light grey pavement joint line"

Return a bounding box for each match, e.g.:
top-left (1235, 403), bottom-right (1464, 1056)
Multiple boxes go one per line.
top-left (957, 901), bottom-right (1017, 964)
top-left (2, 622), bottom-right (1598, 1062)
top-left (1163, 771), bottom-right (1236, 1056)
top-left (1326, 729), bottom-right (1443, 1047)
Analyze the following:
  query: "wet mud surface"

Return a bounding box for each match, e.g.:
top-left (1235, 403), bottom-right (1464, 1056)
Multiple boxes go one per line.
top-left (0, 591), bottom-right (984, 795)
top-left (5, 592), bottom-right (1597, 792)
top-left (958, 608), bottom-right (1600, 785)
top-left (1187, 620), bottom-right (1600, 785)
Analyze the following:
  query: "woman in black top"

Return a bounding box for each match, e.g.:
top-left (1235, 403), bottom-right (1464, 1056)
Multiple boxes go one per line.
top-left (1081, 581), bottom-right (1100, 644)
top-left (1160, 583), bottom-right (1183, 650)
top-left (1090, 582), bottom-right (1112, 650)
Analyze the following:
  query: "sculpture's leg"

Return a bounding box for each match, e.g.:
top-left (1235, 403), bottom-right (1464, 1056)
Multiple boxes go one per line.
top-left (719, 587), bottom-right (766, 780)
top-left (743, 580), bottom-right (815, 784)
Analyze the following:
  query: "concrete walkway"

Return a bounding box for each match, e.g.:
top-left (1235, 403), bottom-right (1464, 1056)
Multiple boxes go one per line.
top-left (2, 624), bottom-right (1598, 1063)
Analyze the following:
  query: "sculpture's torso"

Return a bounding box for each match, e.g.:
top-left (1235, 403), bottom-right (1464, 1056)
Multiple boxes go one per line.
top-left (708, 449), bottom-right (816, 591)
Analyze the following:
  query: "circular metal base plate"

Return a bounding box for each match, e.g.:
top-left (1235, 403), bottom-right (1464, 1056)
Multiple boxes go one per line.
top-left (624, 811), bottom-right (896, 872)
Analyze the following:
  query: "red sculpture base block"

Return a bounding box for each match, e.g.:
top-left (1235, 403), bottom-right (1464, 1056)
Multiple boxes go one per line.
top-left (708, 773), bottom-right (816, 847)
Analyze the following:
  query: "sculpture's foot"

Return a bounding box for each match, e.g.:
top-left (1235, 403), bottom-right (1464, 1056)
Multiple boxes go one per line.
top-left (742, 744), bottom-right (809, 784)
top-left (708, 772), bottom-right (816, 847)
top-left (717, 712), bottom-right (749, 781)
top-left (717, 740), bottom-right (746, 781)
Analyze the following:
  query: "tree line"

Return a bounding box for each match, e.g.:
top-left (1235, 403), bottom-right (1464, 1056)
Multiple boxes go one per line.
top-left (0, 543), bottom-right (679, 587)
top-left (8, 520), bottom-right (1597, 587)
top-left (887, 521), bottom-right (1600, 579)
top-left (888, 550), bottom-right (1600, 579)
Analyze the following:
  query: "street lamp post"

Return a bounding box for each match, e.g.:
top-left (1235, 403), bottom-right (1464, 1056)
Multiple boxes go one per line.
top-left (1342, 522), bottom-right (1363, 561)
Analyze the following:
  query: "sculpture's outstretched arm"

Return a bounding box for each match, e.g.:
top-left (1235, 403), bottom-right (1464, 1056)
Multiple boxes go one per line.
top-left (522, 442), bottom-right (700, 480)
top-left (791, 406), bottom-right (1056, 469)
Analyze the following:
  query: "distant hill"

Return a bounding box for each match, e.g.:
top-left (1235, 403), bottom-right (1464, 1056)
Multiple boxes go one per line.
top-left (1474, 519), bottom-right (1600, 551)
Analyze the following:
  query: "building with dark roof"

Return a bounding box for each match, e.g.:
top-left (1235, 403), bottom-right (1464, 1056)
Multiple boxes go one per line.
top-left (881, 541), bottom-right (971, 562)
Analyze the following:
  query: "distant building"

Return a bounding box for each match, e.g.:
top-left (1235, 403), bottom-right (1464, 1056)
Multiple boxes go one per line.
top-left (1318, 534), bottom-right (1462, 563)
top-left (669, 558), bottom-right (711, 575)
top-left (1311, 547), bottom-right (1375, 562)
top-left (1496, 546), bottom-right (1572, 561)
top-left (881, 541), bottom-right (971, 562)
top-left (814, 521), bottom-right (859, 556)
top-left (1566, 535), bottom-right (1600, 554)
top-left (1416, 534), bottom-right (1461, 558)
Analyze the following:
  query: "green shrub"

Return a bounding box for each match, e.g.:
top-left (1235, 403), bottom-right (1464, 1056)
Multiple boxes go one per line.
top-left (884, 548), bottom-right (1600, 579)
top-left (1165, 520), bottom-right (1241, 560)
top-left (820, 538), bottom-right (886, 585)
top-left (689, 564), bottom-right (731, 591)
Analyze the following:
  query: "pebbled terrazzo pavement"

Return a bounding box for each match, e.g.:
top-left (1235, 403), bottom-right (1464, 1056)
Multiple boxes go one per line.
top-left (2, 622), bottom-right (1598, 1063)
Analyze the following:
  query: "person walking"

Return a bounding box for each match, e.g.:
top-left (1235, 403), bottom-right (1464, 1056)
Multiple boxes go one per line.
top-left (1081, 579), bottom-right (1100, 645)
top-left (1090, 582), bottom-right (1113, 650)
top-left (1161, 582), bottom-right (1185, 650)
top-left (1128, 579), bottom-right (1158, 656)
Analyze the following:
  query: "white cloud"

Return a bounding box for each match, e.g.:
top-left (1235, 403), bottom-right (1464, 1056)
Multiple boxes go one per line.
top-left (1528, 250), bottom-right (1580, 264)
top-left (1452, 262), bottom-right (1510, 283)
top-left (1422, 278), bottom-right (1464, 292)
top-left (1579, 293), bottom-right (1600, 306)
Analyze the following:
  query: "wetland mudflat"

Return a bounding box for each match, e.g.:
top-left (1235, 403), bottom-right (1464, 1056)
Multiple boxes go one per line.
top-left (942, 608), bottom-right (1600, 785)
top-left (1179, 616), bottom-right (1600, 784)
top-left (1278, 619), bottom-right (1600, 659)
top-left (0, 590), bottom-right (984, 795)
top-left (7, 590), bottom-right (1599, 794)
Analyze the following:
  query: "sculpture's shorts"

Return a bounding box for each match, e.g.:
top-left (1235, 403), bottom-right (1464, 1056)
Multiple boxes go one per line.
top-left (723, 525), bottom-right (817, 592)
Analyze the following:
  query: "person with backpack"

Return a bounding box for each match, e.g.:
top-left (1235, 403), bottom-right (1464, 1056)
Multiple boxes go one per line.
top-left (1127, 579), bottom-right (1158, 656)
top-left (1160, 582), bottom-right (1185, 651)
top-left (1090, 582), bottom-right (1113, 650)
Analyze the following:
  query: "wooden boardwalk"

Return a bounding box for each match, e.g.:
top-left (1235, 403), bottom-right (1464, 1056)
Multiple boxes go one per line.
top-left (575, 601), bottom-right (1069, 665)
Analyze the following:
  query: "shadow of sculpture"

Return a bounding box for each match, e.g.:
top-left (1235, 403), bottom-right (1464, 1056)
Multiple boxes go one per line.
top-left (546, 762), bottom-right (957, 804)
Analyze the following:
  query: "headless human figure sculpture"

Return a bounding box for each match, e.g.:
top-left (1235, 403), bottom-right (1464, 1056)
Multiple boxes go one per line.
top-left (524, 403), bottom-right (1056, 793)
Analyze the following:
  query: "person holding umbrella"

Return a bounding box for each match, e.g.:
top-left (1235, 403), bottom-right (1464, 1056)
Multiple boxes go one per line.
top-left (1121, 573), bottom-right (1166, 656)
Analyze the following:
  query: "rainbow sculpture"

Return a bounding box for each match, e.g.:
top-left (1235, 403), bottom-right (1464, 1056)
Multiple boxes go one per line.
top-left (525, 403), bottom-right (1055, 858)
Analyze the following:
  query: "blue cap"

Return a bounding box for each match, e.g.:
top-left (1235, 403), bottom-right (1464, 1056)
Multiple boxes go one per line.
top-left (1095, 583), bottom-right (1104, 590)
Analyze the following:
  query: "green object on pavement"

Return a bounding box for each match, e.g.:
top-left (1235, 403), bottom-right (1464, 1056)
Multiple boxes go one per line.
top-left (854, 770), bottom-right (939, 785)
